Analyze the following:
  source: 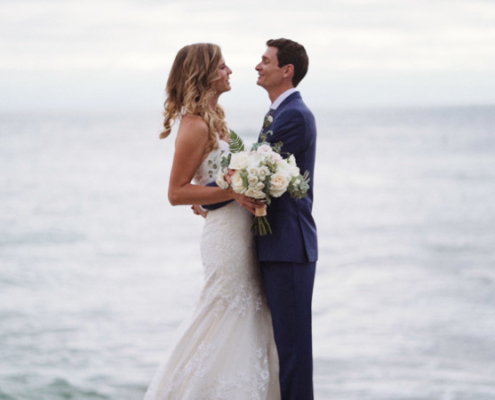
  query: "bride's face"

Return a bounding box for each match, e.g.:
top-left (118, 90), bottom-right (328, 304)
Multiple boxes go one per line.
top-left (214, 57), bottom-right (232, 94)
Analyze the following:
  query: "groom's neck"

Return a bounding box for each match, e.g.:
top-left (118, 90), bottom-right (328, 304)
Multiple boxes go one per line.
top-left (268, 83), bottom-right (294, 104)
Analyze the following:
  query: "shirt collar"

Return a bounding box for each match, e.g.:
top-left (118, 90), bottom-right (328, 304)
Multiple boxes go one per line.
top-left (270, 88), bottom-right (298, 111)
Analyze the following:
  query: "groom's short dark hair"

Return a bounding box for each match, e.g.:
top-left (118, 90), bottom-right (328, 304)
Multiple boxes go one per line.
top-left (266, 38), bottom-right (309, 87)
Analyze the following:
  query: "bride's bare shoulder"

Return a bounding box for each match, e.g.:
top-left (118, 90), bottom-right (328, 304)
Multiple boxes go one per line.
top-left (179, 114), bottom-right (208, 134)
top-left (175, 115), bottom-right (209, 151)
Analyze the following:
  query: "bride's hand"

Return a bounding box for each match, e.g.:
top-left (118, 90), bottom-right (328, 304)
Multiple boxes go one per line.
top-left (191, 205), bottom-right (208, 218)
top-left (230, 189), bottom-right (265, 215)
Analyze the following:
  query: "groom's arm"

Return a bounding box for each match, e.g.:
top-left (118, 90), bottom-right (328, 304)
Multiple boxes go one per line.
top-left (266, 110), bottom-right (307, 156)
top-left (201, 182), bottom-right (233, 211)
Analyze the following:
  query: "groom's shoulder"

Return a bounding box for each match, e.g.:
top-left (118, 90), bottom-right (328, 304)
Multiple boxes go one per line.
top-left (284, 92), bottom-right (311, 111)
top-left (282, 93), bottom-right (314, 122)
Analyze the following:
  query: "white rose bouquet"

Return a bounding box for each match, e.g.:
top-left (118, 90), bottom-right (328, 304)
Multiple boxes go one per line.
top-left (217, 130), bottom-right (310, 235)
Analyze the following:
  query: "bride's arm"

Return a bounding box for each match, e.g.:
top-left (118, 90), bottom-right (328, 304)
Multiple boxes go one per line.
top-left (168, 115), bottom-right (235, 206)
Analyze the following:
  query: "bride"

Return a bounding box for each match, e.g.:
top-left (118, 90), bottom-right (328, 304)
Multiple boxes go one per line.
top-left (143, 43), bottom-right (281, 399)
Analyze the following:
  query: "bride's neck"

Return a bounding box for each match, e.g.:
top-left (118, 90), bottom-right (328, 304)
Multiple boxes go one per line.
top-left (209, 94), bottom-right (220, 109)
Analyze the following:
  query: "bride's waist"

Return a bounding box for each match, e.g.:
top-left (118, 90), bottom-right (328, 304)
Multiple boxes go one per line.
top-left (203, 202), bottom-right (252, 231)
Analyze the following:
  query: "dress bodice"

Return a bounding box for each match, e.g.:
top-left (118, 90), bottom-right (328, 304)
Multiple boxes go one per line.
top-left (192, 140), bottom-right (229, 186)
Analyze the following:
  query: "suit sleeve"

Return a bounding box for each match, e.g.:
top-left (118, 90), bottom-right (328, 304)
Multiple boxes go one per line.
top-left (266, 110), bottom-right (306, 157)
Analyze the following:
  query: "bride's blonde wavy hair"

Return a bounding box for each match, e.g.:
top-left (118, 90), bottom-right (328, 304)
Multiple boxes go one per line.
top-left (160, 43), bottom-right (229, 152)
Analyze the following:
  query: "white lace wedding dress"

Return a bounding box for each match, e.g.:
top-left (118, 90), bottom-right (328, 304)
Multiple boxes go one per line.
top-left (144, 140), bottom-right (280, 400)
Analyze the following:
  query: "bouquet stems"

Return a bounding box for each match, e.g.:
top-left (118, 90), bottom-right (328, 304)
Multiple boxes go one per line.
top-left (251, 216), bottom-right (272, 236)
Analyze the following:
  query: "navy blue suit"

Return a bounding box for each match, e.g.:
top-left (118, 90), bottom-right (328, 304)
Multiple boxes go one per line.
top-left (258, 92), bottom-right (317, 400)
top-left (257, 92), bottom-right (317, 264)
top-left (205, 92), bottom-right (317, 399)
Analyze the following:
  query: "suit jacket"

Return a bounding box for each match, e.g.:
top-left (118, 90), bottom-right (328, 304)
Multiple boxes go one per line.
top-left (202, 92), bottom-right (318, 263)
top-left (256, 92), bottom-right (317, 263)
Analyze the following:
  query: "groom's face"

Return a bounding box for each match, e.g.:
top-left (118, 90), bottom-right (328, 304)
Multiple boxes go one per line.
top-left (255, 47), bottom-right (285, 91)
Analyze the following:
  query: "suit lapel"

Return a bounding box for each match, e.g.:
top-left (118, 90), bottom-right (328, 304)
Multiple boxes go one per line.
top-left (259, 92), bottom-right (301, 142)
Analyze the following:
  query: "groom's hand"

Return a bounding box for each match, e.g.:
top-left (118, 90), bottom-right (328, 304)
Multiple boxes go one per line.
top-left (191, 205), bottom-right (208, 218)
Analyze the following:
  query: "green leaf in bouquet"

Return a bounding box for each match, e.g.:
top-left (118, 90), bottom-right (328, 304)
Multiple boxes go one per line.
top-left (263, 176), bottom-right (272, 205)
top-left (289, 170), bottom-right (311, 199)
top-left (229, 129), bottom-right (245, 153)
top-left (240, 170), bottom-right (249, 187)
top-left (271, 141), bottom-right (283, 154)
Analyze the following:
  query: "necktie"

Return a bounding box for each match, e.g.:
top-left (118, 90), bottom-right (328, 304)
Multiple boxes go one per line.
top-left (259, 108), bottom-right (275, 138)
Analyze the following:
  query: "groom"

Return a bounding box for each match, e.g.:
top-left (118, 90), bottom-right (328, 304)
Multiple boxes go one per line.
top-left (254, 38), bottom-right (317, 400)
top-left (203, 39), bottom-right (317, 399)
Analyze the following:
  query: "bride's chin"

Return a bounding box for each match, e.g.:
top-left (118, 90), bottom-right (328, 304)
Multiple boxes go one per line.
top-left (218, 87), bottom-right (231, 95)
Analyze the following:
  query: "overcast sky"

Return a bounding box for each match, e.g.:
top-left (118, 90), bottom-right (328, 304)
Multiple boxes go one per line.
top-left (1, 0), bottom-right (495, 111)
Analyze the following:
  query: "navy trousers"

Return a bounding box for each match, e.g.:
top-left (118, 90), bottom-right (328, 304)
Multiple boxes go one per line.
top-left (260, 261), bottom-right (316, 400)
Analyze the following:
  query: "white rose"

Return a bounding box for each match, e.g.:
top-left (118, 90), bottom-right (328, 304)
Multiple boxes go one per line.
top-left (288, 154), bottom-right (296, 166)
top-left (216, 169), bottom-right (230, 189)
top-left (247, 165), bottom-right (259, 176)
top-left (270, 152), bottom-right (282, 162)
top-left (270, 172), bottom-right (290, 197)
top-left (287, 155), bottom-right (300, 176)
top-left (278, 159), bottom-right (300, 178)
top-left (247, 174), bottom-right (258, 186)
top-left (255, 182), bottom-right (265, 191)
top-left (231, 171), bottom-right (246, 194)
top-left (229, 152), bottom-right (249, 170)
top-left (257, 166), bottom-right (270, 179)
top-left (276, 159), bottom-right (292, 174)
top-left (256, 144), bottom-right (273, 155)
top-left (246, 187), bottom-right (266, 199)
top-left (247, 153), bottom-right (264, 168)
top-left (290, 165), bottom-right (300, 177)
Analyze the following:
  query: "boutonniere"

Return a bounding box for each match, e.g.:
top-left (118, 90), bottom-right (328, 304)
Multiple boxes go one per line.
top-left (263, 114), bottom-right (274, 129)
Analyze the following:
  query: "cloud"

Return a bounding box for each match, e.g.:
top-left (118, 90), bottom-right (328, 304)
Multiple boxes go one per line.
top-left (1, 0), bottom-right (494, 108)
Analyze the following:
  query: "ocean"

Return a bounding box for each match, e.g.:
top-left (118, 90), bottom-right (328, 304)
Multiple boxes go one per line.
top-left (1, 105), bottom-right (495, 399)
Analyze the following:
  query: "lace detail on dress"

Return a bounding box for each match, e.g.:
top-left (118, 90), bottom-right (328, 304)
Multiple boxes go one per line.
top-left (184, 341), bottom-right (216, 379)
top-left (155, 340), bottom-right (273, 400)
top-left (193, 139), bottom-right (229, 186)
top-left (199, 202), bottom-right (264, 319)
